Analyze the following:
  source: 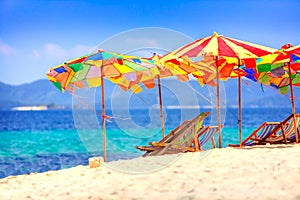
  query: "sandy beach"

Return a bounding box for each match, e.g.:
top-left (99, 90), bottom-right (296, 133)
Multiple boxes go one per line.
top-left (1, 144), bottom-right (300, 200)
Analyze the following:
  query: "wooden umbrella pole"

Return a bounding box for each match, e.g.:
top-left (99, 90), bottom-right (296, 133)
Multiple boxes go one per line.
top-left (157, 75), bottom-right (165, 138)
top-left (238, 76), bottom-right (242, 147)
top-left (101, 69), bottom-right (107, 162)
top-left (287, 62), bottom-right (298, 143)
top-left (238, 59), bottom-right (242, 147)
top-left (216, 56), bottom-right (222, 148)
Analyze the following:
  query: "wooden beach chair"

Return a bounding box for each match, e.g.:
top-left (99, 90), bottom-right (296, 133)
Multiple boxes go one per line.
top-left (229, 114), bottom-right (300, 147)
top-left (228, 122), bottom-right (280, 147)
top-left (255, 114), bottom-right (300, 144)
top-left (194, 125), bottom-right (223, 150)
top-left (139, 125), bottom-right (223, 155)
top-left (136, 120), bottom-right (192, 155)
top-left (136, 112), bottom-right (210, 157)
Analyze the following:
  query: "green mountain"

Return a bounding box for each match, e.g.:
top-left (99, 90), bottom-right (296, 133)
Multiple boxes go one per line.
top-left (0, 78), bottom-right (299, 110)
top-left (0, 80), bottom-right (72, 109)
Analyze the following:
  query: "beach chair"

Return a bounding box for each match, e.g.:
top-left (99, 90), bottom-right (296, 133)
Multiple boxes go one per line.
top-left (229, 114), bottom-right (300, 147)
top-left (136, 120), bottom-right (192, 155)
top-left (194, 125), bottom-right (223, 150)
top-left (228, 122), bottom-right (280, 147)
top-left (255, 114), bottom-right (300, 144)
top-left (136, 112), bottom-right (210, 156)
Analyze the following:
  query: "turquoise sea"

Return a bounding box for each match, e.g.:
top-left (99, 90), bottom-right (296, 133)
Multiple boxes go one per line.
top-left (0, 108), bottom-right (296, 178)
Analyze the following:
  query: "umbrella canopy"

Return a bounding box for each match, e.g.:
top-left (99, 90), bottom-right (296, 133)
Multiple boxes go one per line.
top-left (243, 44), bottom-right (300, 94)
top-left (171, 32), bottom-right (277, 147)
top-left (173, 32), bottom-right (276, 60)
top-left (46, 55), bottom-right (91, 92)
top-left (173, 32), bottom-right (277, 83)
top-left (46, 50), bottom-right (163, 93)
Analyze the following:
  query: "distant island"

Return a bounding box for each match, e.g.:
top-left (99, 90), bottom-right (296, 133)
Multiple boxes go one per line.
top-left (11, 106), bottom-right (48, 111)
top-left (0, 78), bottom-right (299, 110)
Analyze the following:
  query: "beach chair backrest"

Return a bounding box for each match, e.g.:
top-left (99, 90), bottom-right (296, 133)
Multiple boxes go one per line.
top-left (199, 126), bottom-right (219, 146)
top-left (259, 123), bottom-right (278, 138)
top-left (284, 115), bottom-right (300, 139)
top-left (264, 114), bottom-right (300, 143)
top-left (244, 123), bottom-right (278, 146)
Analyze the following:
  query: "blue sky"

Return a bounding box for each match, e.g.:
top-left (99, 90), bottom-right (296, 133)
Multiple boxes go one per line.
top-left (0, 0), bottom-right (299, 85)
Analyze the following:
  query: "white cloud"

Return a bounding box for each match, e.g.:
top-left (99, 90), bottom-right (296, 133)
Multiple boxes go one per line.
top-left (70, 44), bottom-right (95, 57)
top-left (32, 49), bottom-right (40, 59)
top-left (30, 43), bottom-right (95, 67)
top-left (0, 42), bottom-right (94, 84)
top-left (44, 43), bottom-right (68, 59)
top-left (41, 43), bottom-right (94, 61)
top-left (0, 41), bottom-right (16, 55)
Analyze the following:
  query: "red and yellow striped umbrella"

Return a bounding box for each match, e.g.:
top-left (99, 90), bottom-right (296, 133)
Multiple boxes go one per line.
top-left (173, 32), bottom-right (276, 60)
top-left (172, 32), bottom-right (277, 86)
top-left (286, 44), bottom-right (300, 57)
top-left (171, 32), bottom-right (277, 148)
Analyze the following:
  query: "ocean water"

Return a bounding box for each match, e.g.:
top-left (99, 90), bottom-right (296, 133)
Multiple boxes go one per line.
top-left (0, 108), bottom-right (295, 178)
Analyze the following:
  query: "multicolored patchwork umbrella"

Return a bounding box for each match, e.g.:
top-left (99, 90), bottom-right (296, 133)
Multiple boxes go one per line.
top-left (241, 44), bottom-right (300, 143)
top-left (243, 51), bottom-right (299, 92)
top-left (248, 45), bottom-right (300, 101)
top-left (284, 44), bottom-right (300, 143)
top-left (47, 50), bottom-right (165, 161)
top-left (242, 44), bottom-right (300, 93)
top-left (257, 44), bottom-right (300, 143)
top-left (47, 50), bottom-right (161, 93)
top-left (171, 32), bottom-right (277, 147)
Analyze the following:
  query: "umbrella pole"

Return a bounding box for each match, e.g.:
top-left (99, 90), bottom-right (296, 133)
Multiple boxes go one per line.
top-left (157, 76), bottom-right (165, 138)
top-left (101, 71), bottom-right (107, 162)
top-left (216, 56), bottom-right (222, 148)
top-left (288, 62), bottom-right (298, 143)
top-left (238, 76), bottom-right (242, 147)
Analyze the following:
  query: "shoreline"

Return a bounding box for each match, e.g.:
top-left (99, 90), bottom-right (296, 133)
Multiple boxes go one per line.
top-left (1, 144), bottom-right (300, 199)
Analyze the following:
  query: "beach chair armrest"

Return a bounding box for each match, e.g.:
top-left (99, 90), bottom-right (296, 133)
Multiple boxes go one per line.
top-left (228, 144), bottom-right (240, 147)
top-left (251, 138), bottom-right (263, 142)
top-left (136, 145), bottom-right (160, 151)
top-left (150, 142), bottom-right (169, 147)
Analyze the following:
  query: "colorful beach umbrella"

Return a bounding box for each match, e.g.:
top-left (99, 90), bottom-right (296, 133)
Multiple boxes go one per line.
top-left (47, 50), bottom-right (164, 161)
top-left (82, 50), bottom-right (159, 162)
top-left (285, 44), bottom-right (300, 143)
top-left (171, 32), bottom-right (277, 147)
top-left (243, 44), bottom-right (300, 143)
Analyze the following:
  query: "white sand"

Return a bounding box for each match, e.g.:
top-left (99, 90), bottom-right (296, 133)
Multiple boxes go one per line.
top-left (1, 144), bottom-right (300, 200)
